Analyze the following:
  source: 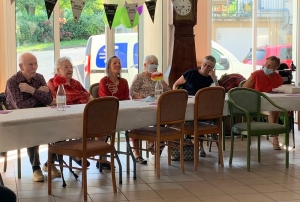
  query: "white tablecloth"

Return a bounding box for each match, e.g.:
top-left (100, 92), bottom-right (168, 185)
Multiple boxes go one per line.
top-left (0, 93), bottom-right (300, 152)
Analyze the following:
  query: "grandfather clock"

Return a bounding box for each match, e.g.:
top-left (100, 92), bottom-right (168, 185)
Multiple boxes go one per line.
top-left (169, 0), bottom-right (197, 88)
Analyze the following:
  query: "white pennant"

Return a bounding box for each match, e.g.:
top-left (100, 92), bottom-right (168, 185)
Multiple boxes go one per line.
top-left (70, 0), bottom-right (86, 23)
top-left (125, 2), bottom-right (138, 26)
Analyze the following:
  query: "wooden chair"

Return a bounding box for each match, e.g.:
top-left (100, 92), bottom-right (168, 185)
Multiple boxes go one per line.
top-left (181, 87), bottom-right (225, 170)
top-left (47, 97), bottom-right (119, 201)
top-left (228, 88), bottom-right (290, 171)
top-left (89, 82), bottom-right (123, 152)
top-left (126, 89), bottom-right (188, 178)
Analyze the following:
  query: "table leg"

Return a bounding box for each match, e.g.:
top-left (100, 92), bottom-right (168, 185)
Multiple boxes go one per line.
top-left (124, 131), bottom-right (136, 180)
top-left (298, 111), bottom-right (300, 131)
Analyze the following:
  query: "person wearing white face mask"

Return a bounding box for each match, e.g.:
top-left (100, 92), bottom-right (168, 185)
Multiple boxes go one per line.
top-left (243, 56), bottom-right (283, 150)
top-left (130, 55), bottom-right (170, 164)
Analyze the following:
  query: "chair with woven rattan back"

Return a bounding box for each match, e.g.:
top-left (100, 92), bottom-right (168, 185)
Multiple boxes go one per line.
top-left (126, 89), bottom-right (188, 178)
top-left (175, 87), bottom-right (225, 170)
top-left (47, 97), bottom-right (119, 201)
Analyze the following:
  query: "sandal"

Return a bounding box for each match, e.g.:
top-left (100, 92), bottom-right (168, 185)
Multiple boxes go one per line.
top-left (135, 157), bottom-right (147, 164)
top-left (272, 138), bottom-right (281, 150)
top-left (148, 143), bottom-right (155, 155)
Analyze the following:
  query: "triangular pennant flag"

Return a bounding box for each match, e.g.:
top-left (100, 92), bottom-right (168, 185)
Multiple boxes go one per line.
top-left (104, 4), bottom-right (118, 30)
top-left (44, 0), bottom-right (58, 19)
top-left (125, 2), bottom-right (138, 26)
top-left (70, 0), bottom-right (86, 23)
top-left (145, 0), bottom-right (157, 23)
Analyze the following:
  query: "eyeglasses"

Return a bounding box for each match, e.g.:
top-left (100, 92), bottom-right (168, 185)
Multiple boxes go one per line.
top-left (203, 63), bottom-right (214, 69)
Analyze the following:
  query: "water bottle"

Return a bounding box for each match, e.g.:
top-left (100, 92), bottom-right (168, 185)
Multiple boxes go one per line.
top-left (56, 85), bottom-right (66, 111)
top-left (154, 80), bottom-right (163, 100)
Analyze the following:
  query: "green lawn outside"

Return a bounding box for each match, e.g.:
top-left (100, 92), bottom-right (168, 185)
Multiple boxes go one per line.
top-left (17, 39), bottom-right (88, 52)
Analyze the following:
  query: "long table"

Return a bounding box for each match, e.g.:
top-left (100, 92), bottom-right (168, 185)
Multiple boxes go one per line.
top-left (1, 93), bottom-right (300, 152)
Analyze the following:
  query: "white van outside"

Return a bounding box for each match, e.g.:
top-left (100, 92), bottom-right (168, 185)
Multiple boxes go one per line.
top-left (83, 33), bottom-right (256, 89)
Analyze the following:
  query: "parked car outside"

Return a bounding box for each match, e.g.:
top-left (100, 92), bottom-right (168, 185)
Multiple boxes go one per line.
top-left (83, 33), bottom-right (257, 89)
top-left (242, 44), bottom-right (292, 68)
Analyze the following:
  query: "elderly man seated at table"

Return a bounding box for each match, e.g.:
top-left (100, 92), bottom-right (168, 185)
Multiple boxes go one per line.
top-left (48, 56), bottom-right (93, 167)
top-left (172, 55), bottom-right (219, 157)
top-left (130, 55), bottom-right (170, 164)
top-left (243, 56), bottom-right (283, 150)
top-left (5, 52), bottom-right (60, 182)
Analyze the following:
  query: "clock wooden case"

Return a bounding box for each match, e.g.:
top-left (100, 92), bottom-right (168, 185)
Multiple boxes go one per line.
top-left (169, 0), bottom-right (198, 88)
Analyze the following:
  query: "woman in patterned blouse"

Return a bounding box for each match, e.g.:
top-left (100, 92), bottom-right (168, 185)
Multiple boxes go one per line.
top-left (130, 55), bottom-right (170, 164)
top-left (130, 55), bottom-right (169, 99)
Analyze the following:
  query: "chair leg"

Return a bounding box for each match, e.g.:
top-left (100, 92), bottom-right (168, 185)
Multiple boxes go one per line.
top-left (286, 132), bottom-right (289, 168)
top-left (156, 141), bottom-right (161, 178)
top-left (247, 135), bottom-right (251, 172)
top-left (82, 157), bottom-right (87, 201)
top-left (47, 149), bottom-right (53, 195)
top-left (167, 141), bottom-right (171, 166)
top-left (194, 135), bottom-right (199, 171)
top-left (222, 117), bottom-right (226, 151)
top-left (291, 111), bottom-right (295, 149)
top-left (126, 145), bottom-right (130, 174)
top-left (17, 150), bottom-right (21, 179)
top-left (218, 132), bottom-right (224, 167)
top-left (0, 172), bottom-right (4, 186)
top-left (229, 132), bottom-right (234, 165)
top-left (114, 148), bottom-right (122, 184)
top-left (3, 152), bottom-right (7, 172)
top-left (139, 140), bottom-right (142, 156)
top-left (257, 136), bottom-right (261, 162)
top-left (110, 151), bottom-right (117, 193)
top-left (180, 138), bottom-right (185, 174)
top-left (117, 132), bottom-right (120, 151)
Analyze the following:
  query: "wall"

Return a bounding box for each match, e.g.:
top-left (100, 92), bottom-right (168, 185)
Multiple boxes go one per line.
top-left (194, 0), bottom-right (210, 66)
top-left (0, 0), bottom-right (6, 92)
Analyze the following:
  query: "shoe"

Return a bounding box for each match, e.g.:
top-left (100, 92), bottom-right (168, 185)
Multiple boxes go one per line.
top-left (148, 143), bottom-right (155, 155)
top-left (200, 147), bottom-right (206, 157)
top-left (135, 157), bottom-right (147, 164)
top-left (273, 138), bottom-right (281, 150)
top-left (42, 164), bottom-right (61, 178)
top-left (96, 162), bottom-right (113, 169)
top-left (32, 169), bottom-right (44, 182)
top-left (72, 157), bottom-right (90, 167)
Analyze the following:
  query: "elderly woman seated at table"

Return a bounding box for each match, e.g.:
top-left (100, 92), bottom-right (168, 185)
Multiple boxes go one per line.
top-left (243, 56), bottom-right (283, 150)
top-left (130, 55), bottom-right (170, 164)
top-left (48, 56), bottom-right (93, 167)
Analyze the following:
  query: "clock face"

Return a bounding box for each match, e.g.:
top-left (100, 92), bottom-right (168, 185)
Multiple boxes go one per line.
top-left (172, 0), bottom-right (192, 16)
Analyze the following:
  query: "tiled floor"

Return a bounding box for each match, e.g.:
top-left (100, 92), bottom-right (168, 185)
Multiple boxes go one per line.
top-left (2, 126), bottom-right (300, 202)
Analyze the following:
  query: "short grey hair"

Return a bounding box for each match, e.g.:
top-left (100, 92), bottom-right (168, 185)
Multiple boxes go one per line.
top-left (55, 56), bottom-right (72, 73)
top-left (105, 56), bottom-right (121, 78)
top-left (143, 55), bottom-right (158, 64)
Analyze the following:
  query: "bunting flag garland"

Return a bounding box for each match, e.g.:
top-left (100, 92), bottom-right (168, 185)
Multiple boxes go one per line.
top-left (145, 0), bottom-right (157, 23)
top-left (124, 2), bottom-right (138, 26)
top-left (44, 0), bottom-right (58, 19)
top-left (104, 4), bottom-right (118, 29)
top-left (70, 0), bottom-right (86, 23)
